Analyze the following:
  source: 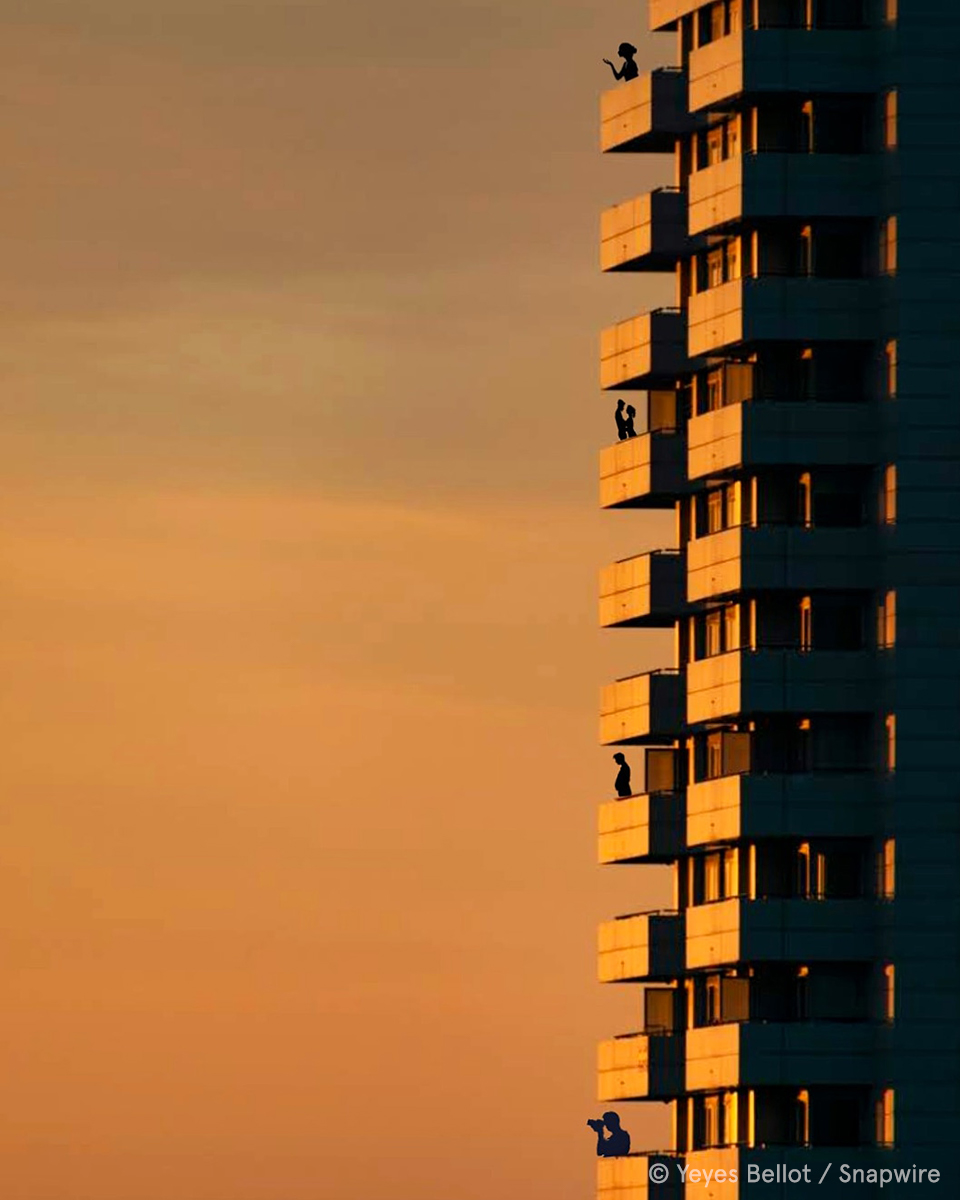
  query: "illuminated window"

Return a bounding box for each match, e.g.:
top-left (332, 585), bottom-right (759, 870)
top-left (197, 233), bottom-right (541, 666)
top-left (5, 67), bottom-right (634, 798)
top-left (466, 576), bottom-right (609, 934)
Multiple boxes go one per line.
top-left (723, 847), bottom-right (739, 898)
top-left (723, 1091), bottom-right (738, 1145)
top-left (706, 610), bottom-right (723, 657)
top-left (884, 716), bottom-right (897, 774)
top-left (708, 247), bottom-right (725, 288)
top-left (704, 1095), bottom-right (721, 1147)
top-left (885, 340), bottom-right (897, 398)
top-left (800, 596), bottom-right (813, 651)
top-left (724, 604), bottom-right (741, 651)
top-left (884, 964), bottom-right (896, 1022)
top-left (724, 481), bottom-right (740, 528)
top-left (880, 838), bottom-right (896, 897)
top-left (796, 1090), bottom-right (810, 1147)
top-left (707, 488), bottom-right (724, 533)
top-left (799, 472), bottom-right (813, 527)
top-left (876, 1089), bottom-right (895, 1147)
top-left (705, 852), bottom-right (722, 902)
top-left (883, 590), bottom-right (896, 647)
top-left (707, 125), bottom-right (725, 166)
top-left (881, 465), bottom-right (897, 524)
top-left (885, 0), bottom-right (898, 25)
top-left (726, 237), bottom-right (741, 282)
top-left (884, 91), bottom-right (898, 149)
top-left (880, 216), bottom-right (898, 275)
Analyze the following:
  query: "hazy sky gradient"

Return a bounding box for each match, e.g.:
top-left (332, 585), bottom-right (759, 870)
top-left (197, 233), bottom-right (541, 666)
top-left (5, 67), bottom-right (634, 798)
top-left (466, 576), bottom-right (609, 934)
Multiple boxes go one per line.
top-left (1, 3), bottom-right (676, 1196)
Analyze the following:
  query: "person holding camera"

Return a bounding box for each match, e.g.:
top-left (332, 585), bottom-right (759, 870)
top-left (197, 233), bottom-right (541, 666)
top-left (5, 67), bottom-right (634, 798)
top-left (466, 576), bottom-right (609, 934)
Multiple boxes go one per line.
top-left (587, 1111), bottom-right (631, 1157)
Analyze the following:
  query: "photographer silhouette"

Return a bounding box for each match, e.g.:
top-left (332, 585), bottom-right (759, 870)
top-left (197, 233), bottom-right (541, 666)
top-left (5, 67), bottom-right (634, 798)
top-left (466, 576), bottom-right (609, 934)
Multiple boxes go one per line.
top-left (587, 1111), bottom-right (631, 1157)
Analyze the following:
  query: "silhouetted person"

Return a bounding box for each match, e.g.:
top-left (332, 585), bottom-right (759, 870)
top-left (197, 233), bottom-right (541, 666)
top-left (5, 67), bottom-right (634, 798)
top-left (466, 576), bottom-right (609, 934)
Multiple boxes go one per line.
top-left (615, 399), bottom-right (628, 441)
top-left (613, 752), bottom-right (632, 798)
top-left (624, 404), bottom-right (638, 438)
top-left (588, 1111), bottom-right (632, 1157)
top-left (603, 43), bottom-right (639, 82)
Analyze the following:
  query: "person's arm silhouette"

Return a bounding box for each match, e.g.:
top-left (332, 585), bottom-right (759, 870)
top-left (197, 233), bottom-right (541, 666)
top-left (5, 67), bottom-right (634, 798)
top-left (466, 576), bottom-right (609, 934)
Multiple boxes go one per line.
top-left (603, 57), bottom-right (626, 80)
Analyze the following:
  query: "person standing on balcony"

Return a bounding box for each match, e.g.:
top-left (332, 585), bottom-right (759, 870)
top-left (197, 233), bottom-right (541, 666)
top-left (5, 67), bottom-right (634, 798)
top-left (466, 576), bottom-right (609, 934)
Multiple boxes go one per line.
top-left (615, 399), bottom-right (628, 440)
top-left (613, 752), bottom-right (632, 798)
top-left (624, 404), bottom-right (638, 438)
top-left (602, 43), bottom-right (639, 82)
top-left (589, 1111), bottom-right (632, 1156)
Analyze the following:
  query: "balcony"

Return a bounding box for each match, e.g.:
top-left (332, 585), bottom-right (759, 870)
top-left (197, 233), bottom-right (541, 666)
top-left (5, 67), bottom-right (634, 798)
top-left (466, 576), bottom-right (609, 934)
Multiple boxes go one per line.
top-left (686, 773), bottom-right (875, 849)
top-left (686, 1022), bottom-right (875, 1092)
top-left (685, 897), bottom-right (876, 970)
top-left (688, 30), bottom-right (878, 115)
top-left (686, 649), bottom-right (876, 726)
top-left (602, 308), bottom-right (700, 390)
top-left (599, 911), bottom-right (684, 983)
top-left (687, 278), bottom-right (878, 358)
top-left (599, 1032), bottom-right (685, 1101)
top-left (600, 551), bottom-right (686, 628)
top-left (599, 792), bottom-right (686, 864)
top-left (600, 433), bottom-right (687, 510)
top-left (687, 401), bottom-right (876, 481)
top-left (686, 526), bottom-right (878, 604)
top-left (688, 153), bottom-right (882, 238)
top-left (598, 1153), bottom-right (683, 1200)
top-left (602, 189), bottom-right (700, 272)
top-left (601, 68), bottom-right (700, 154)
top-left (601, 669), bottom-right (684, 745)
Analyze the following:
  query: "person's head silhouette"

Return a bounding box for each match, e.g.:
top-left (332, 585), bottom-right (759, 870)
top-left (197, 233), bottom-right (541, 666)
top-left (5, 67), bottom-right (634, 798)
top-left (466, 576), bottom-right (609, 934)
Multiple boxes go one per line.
top-left (603, 1111), bottom-right (622, 1131)
top-left (617, 399), bottom-right (625, 410)
top-left (613, 752), bottom-right (626, 765)
top-left (626, 404), bottom-right (636, 417)
top-left (618, 43), bottom-right (637, 61)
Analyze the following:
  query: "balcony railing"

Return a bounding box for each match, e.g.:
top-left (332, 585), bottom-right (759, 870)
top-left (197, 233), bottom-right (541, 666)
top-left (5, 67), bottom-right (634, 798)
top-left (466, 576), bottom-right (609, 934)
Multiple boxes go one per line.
top-left (599, 550), bottom-right (686, 628)
top-left (601, 67), bottom-right (701, 154)
top-left (599, 909), bottom-right (684, 982)
top-left (601, 668), bottom-right (685, 745)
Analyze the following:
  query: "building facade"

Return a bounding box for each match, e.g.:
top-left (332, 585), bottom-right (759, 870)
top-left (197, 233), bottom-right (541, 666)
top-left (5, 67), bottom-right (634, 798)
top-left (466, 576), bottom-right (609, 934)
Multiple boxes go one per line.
top-left (596, 2), bottom-right (960, 1196)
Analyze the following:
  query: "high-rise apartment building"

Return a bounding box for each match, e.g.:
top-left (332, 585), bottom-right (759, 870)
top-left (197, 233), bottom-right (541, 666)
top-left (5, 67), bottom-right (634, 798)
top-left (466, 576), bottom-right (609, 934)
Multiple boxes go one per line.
top-left (596, 2), bottom-right (959, 1196)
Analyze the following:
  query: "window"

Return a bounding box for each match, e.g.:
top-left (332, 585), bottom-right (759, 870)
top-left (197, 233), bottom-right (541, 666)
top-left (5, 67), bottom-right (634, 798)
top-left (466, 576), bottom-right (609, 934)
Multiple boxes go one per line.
top-left (723, 1090), bottom-right (739, 1144)
top-left (724, 604), bottom-right (741, 652)
top-left (706, 610), bottom-right (723, 657)
top-left (883, 964), bottom-right (896, 1022)
top-left (882, 465), bottom-right (897, 524)
top-left (879, 216), bottom-right (898, 275)
top-left (707, 734), bottom-right (724, 779)
top-left (704, 1095), bottom-right (721, 1147)
top-left (704, 853), bottom-right (722, 902)
top-left (884, 91), bottom-right (898, 149)
top-left (800, 224), bottom-right (814, 275)
top-left (707, 488), bottom-right (725, 533)
top-left (710, 1), bottom-right (726, 42)
top-left (885, 0), bottom-right (897, 24)
top-left (707, 124), bottom-right (725, 166)
top-left (800, 102), bottom-right (815, 153)
top-left (705, 975), bottom-right (721, 1023)
top-left (799, 472), bottom-right (813, 527)
top-left (800, 596), bottom-right (813, 650)
top-left (876, 1089), bottom-right (895, 1147)
top-left (706, 369), bottom-right (723, 412)
top-left (878, 589), bottom-right (896, 647)
top-left (723, 847), bottom-right (739, 898)
top-left (708, 247), bottom-right (725, 288)
top-left (724, 481), bottom-right (740, 528)
top-left (726, 237), bottom-right (741, 282)
top-left (796, 1090), bottom-right (810, 1147)
top-left (885, 340), bottom-right (897, 398)
top-left (879, 837), bottom-right (896, 897)
top-left (884, 716), bottom-right (897, 773)
top-left (727, 114), bottom-right (741, 158)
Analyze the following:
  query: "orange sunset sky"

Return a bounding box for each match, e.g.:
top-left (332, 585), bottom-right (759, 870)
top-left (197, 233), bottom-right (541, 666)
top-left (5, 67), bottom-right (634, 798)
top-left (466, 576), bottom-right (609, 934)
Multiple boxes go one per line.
top-left (1, 3), bottom-right (676, 1197)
